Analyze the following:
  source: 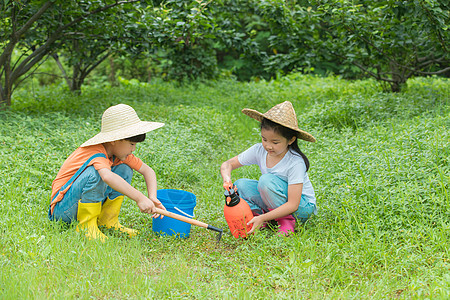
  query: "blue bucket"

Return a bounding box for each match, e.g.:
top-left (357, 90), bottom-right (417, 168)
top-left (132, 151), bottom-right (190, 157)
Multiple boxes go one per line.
top-left (152, 189), bottom-right (197, 238)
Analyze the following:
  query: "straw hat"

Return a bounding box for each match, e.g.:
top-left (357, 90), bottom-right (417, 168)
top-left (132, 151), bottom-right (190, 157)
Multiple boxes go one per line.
top-left (242, 101), bottom-right (316, 142)
top-left (81, 104), bottom-right (164, 147)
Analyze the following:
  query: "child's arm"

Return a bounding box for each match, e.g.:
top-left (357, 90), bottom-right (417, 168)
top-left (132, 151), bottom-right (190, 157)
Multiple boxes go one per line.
top-left (136, 162), bottom-right (166, 211)
top-left (247, 183), bottom-right (303, 234)
top-left (98, 167), bottom-right (158, 216)
top-left (220, 156), bottom-right (243, 189)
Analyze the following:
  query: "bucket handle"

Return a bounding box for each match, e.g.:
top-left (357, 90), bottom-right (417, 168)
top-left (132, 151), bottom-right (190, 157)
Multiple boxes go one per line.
top-left (174, 206), bottom-right (194, 218)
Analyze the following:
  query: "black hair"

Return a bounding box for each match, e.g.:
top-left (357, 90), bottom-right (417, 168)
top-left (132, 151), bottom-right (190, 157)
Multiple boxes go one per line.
top-left (260, 118), bottom-right (310, 171)
top-left (124, 133), bottom-right (146, 143)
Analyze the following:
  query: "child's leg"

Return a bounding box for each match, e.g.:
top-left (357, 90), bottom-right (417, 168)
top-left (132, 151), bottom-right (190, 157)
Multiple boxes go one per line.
top-left (233, 178), bottom-right (267, 214)
top-left (104, 164), bottom-right (133, 201)
top-left (257, 174), bottom-right (306, 235)
top-left (258, 173), bottom-right (315, 223)
top-left (98, 164), bottom-right (137, 237)
top-left (258, 174), bottom-right (316, 222)
top-left (257, 173), bottom-right (289, 209)
top-left (50, 166), bottom-right (107, 223)
top-left (293, 196), bottom-right (316, 223)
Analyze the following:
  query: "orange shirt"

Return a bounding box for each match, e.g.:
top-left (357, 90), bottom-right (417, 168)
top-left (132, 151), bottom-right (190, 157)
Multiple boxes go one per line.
top-left (50, 144), bottom-right (142, 213)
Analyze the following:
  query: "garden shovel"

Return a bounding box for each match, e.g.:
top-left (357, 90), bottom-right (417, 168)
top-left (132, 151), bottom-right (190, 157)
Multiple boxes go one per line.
top-left (154, 208), bottom-right (223, 242)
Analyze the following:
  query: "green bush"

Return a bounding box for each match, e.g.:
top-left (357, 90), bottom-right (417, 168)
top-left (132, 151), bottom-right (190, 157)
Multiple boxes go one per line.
top-left (305, 77), bottom-right (450, 130)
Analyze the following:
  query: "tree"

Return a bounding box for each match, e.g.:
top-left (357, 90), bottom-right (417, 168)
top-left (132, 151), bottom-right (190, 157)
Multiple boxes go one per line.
top-left (51, 1), bottom-right (151, 91)
top-left (142, 0), bottom-right (220, 81)
top-left (0, 0), bottom-right (139, 108)
top-left (263, 0), bottom-right (450, 92)
top-left (255, 1), bottom-right (319, 77)
top-left (316, 0), bottom-right (449, 92)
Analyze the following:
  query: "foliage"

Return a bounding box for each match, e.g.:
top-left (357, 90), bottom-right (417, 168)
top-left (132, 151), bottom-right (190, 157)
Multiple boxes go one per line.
top-left (50, 1), bottom-right (151, 91)
top-left (0, 0), bottom-right (141, 106)
top-left (1, 75), bottom-right (449, 298)
top-left (263, 0), bottom-right (450, 92)
top-left (89, 0), bottom-right (450, 87)
top-left (210, 0), bottom-right (273, 81)
top-left (306, 77), bottom-right (449, 129)
top-left (141, 0), bottom-right (221, 81)
top-left (2, 0), bottom-right (449, 108)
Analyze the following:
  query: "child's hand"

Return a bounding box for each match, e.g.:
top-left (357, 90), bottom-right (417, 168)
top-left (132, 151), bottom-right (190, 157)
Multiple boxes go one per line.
top-left (223, 181), bottom-right (233, 191)
top-left (150, 197), bottom-right (166, 219)
top-left (247, 215), bottom-right (265, 234)
top-left (137, 197), bottom-right (156, 215)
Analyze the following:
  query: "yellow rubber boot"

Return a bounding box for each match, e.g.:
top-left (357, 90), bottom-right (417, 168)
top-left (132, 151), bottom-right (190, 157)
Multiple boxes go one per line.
top-left (76, 201), bottom-right (107, 242)
top-left (98, 196), bottom-right (138, 237)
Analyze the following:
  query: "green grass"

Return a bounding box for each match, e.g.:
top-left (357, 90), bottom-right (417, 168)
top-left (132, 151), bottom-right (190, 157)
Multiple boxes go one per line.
top-left (1, 74), bottom-right (449, 299)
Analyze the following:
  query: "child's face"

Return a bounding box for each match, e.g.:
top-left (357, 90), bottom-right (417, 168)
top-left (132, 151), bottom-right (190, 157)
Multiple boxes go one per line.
top-left (261, 128), bottom-right (296, 158)
top-left (110, 139), bottom-right (137, 161)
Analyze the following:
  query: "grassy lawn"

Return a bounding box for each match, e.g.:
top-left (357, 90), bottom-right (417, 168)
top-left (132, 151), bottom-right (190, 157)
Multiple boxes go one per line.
top-left (0, 74), bottom-right (449, 299)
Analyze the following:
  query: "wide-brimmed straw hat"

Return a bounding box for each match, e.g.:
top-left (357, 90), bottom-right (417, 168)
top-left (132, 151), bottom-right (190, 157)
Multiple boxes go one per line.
top-left (81, 104), bottom-right (164, 147)
top-left (242, 101), bottom-right (316, 142)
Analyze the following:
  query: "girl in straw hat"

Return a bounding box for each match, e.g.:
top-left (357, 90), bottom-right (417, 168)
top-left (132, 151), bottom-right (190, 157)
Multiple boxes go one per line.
top-left (220, 101), bottom-right (317, 236)
top-left (48, 104), bottom-right (166, 241)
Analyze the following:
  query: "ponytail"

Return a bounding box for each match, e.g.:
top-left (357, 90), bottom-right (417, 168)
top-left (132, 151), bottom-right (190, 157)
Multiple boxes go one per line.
top-left (289, 139), bottom-right (310, 171)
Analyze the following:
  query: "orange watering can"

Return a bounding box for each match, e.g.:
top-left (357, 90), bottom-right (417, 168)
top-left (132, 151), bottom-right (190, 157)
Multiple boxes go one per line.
top-left (223, 184), bottom-right (254, 238)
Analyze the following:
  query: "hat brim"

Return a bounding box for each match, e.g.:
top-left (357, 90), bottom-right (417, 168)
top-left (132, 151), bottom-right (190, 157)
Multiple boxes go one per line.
top-left (80, 121), bottom-right (164, 147)
top-left (242, 108), bottom-right (316, 142)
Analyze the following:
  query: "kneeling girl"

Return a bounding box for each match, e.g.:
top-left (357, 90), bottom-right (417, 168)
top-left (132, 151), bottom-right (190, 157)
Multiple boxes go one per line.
top-left (220, 101), bottom-right (317, 236)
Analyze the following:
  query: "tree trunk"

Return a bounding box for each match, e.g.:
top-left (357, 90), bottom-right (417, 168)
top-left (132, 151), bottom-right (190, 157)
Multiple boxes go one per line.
top-left (389, 62), bottom-right (406, 93)
top-left (147, 59), bottom-right (152, 83)
top-left (52, 53), bottom-right (72, 90)
top-left (1, 51), bottom-right (14, 109)
top-left (70, 64), bottom-right (82, 93)
top-left (0, 87), bottom-right (11, 110)
top-left (0, 84), bottom-right (13, 109)
top-left (109, 56), bottom-right (117, 86)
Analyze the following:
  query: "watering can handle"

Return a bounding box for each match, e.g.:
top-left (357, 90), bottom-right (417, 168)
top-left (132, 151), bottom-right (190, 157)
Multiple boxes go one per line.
top-left (223, 182), bottom-right (233, 191)
top-left (223, 182), bottom-right (238, 192)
